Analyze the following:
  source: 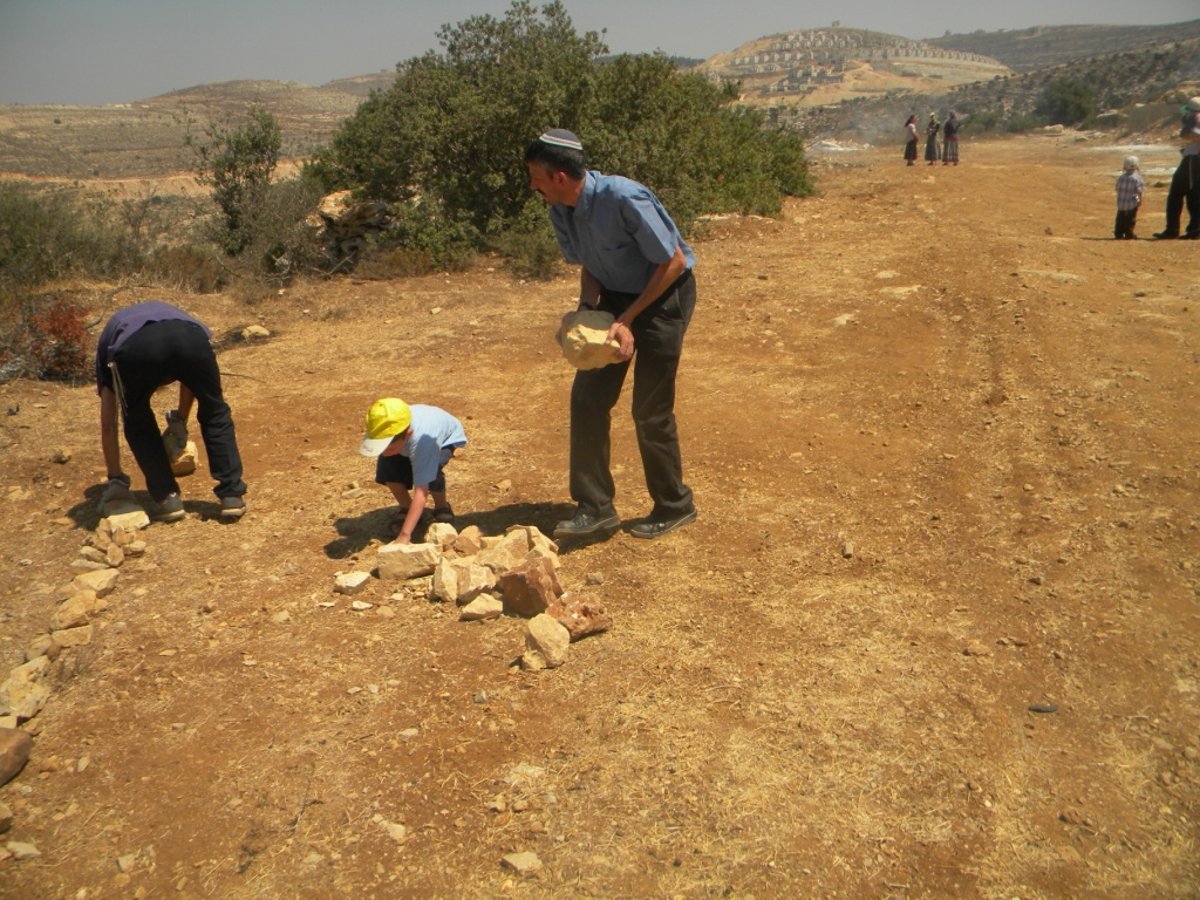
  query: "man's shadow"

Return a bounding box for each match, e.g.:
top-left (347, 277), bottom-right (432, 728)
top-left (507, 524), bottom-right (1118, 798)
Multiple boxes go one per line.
top-left (324, 500), bottom-right (608, 559)
top-left (67, 485), bottom-right (107, 531)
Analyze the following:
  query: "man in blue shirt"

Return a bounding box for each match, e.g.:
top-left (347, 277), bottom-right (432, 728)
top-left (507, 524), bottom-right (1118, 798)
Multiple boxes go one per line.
top-left (95, 300), bottom-right (247, 521)
top-left (525, 129), bottom-right (697, 540)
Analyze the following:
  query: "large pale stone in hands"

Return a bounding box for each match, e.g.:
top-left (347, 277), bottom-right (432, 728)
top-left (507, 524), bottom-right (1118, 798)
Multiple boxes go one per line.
top-left (560, 309), bottom-right (624, 370)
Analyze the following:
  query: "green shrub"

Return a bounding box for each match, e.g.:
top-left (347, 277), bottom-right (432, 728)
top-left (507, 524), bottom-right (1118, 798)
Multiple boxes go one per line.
top-left (1035, 78), bottom-right (1096, 126)
top-left (488, 200), bottom-right (564, 279)
top-left (0, 183), bottom-right (142, 292)
top-left (145, 245), bottom-right (227, 293)
top-left (314, 0), bottom-right (813, 265)
top-left (373, 201), bottom-right (479, 273)
top-left (188, 107), bottom-right (282, 256)
top-left (1005, 112), bottom-right (1048, 133)
top-left (241, 174), bottom-right (328, 281)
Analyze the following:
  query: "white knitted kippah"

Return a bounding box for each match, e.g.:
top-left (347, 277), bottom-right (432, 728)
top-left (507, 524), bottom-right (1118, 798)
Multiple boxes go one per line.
top-left (539, 129), bottom-right (583, 151)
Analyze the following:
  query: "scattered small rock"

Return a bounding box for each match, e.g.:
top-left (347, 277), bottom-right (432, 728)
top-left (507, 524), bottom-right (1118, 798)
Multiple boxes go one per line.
top-left (334, 571), bottom-right (371, 595)
top-left (501, 850), bottom-right (543, 876)
top-left (5, 841), bottom-right (40, 861)
top-left (545, 594), bottom-right (611, 640)
top-left (71, 567), bottom-right (119, 597)
top-left (498, 557), bottom-right (563, 618)
top-left (459, 595), bottom-right (503, 622)
top-left (0, 728), bottom-right (34, 786)
top-left (376, 542), bottom-right (440, 580)
top-left (522, 614), bottom-right (570, 670)
top-left (0, 658), bottom-right (52, 721)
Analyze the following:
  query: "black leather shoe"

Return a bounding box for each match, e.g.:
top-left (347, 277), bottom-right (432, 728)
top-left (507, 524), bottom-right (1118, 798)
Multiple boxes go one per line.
top-left (1181, 230), bottom-right (1200, 240)
top-left (1153, 230), bottom-right (1179, 240)
top-left (629, 509), bottom-right (697, 540)
top-left (553, 508), bottom-right (619, 537)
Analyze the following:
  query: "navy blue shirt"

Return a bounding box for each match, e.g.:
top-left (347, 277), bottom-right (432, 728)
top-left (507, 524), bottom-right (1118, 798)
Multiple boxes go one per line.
top-left (548, 171), bottom-right (694, 294)
top-left (95, 301), bottom-right (209, 393)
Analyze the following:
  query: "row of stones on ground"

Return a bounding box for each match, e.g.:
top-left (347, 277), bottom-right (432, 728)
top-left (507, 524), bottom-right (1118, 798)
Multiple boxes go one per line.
top-left (0, 501), bottom-right (153, 864)
top-left (334, 521), bottom-right (611, 673)
top-left (0, 506), bottom-right (613, 865)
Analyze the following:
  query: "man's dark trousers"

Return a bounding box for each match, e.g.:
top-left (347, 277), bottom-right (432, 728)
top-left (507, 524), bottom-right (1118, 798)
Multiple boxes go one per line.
top-left (114, 319), bottom-right (246, 502)
top-left (569, 271), bottom-right (695, 520)
top-left (1164, 154), bottom-right (1200, 235)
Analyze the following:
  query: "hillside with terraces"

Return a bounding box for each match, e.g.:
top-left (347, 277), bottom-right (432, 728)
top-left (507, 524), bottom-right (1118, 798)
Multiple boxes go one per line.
top-left (697, 26), bottom-right (1009, 108)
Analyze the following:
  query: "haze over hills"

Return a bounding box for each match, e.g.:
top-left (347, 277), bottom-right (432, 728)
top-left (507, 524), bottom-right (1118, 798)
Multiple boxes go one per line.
top-left (1, 19), bottom-right (1198, 182)
top-left (928, 18), bottom-right (1200, 72)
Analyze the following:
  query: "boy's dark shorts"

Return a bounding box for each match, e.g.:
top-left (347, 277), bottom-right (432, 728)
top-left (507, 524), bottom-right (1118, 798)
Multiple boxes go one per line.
top-left (375, 445), bottom-right (460, 493)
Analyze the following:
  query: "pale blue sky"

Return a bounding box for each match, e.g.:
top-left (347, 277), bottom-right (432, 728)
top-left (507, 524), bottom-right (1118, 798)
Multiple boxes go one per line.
top-left (0, 0), bottom-right (1196, 105)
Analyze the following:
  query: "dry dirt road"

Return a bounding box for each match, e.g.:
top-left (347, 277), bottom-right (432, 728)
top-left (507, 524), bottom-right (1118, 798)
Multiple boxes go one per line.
top-left (1, 134), bottom-right (1198, 897)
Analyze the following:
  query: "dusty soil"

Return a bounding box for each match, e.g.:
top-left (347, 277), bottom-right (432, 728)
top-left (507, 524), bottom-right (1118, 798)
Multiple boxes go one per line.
top-left (1, 134), bottom-right (1198, 897)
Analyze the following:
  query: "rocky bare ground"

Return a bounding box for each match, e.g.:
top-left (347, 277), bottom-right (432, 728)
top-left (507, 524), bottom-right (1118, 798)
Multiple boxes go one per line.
top-left (0, 134), bottom-right (1198, 895)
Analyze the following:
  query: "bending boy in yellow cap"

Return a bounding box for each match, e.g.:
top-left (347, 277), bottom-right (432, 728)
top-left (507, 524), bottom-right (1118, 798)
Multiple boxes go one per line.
top-left (359, 398), bottom-right (468, 544)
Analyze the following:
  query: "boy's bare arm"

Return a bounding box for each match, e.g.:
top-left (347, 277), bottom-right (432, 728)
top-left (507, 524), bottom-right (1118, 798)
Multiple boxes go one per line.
top-left (392, 485), bottom-right (430, 544)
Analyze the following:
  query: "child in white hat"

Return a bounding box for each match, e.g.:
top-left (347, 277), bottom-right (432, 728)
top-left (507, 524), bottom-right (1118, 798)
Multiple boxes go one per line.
top-left (1114, 155), bottom-right (1144, 240)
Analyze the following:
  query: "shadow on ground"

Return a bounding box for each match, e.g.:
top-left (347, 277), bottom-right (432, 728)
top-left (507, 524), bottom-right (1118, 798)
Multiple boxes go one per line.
top-left (323, 500), bottom-right (578, 559)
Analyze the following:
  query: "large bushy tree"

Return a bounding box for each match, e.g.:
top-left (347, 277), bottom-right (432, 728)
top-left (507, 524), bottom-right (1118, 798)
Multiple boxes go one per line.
top-left (311, 0), bottom-right (811, 258)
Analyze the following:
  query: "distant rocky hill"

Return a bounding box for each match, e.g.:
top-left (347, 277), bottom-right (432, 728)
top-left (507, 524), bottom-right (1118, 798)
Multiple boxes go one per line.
top-left (786, 35), bottom-right (1200, 143)
top-left (0, 76), bottom-right (394, 181)
top-left (697, 26), bottom-right (1009, 110)
top-left (928, 19), bottom-right (1200, 72)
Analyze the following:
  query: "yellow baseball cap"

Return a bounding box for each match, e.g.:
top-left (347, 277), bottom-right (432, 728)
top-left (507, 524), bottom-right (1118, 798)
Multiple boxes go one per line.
top-left (360, 398), bottom-right (411, 457)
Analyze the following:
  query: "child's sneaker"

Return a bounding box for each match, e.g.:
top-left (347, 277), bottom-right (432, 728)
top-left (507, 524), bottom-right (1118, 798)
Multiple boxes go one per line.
top-left (219, 496), bottom-right (246, 520)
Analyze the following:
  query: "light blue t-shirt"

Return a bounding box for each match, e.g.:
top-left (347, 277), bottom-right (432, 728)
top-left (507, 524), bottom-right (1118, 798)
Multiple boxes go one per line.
top-left (395, 405), bottom-right (467, 488)
top-left (548, 171), bottom-right (694, 294)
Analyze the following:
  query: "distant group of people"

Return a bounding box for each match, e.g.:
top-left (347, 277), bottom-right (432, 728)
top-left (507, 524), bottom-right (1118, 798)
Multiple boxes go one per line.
top-left (97, 128), bottom-right (699, 545)
top-left (904, 111), bottom-right (961, 166)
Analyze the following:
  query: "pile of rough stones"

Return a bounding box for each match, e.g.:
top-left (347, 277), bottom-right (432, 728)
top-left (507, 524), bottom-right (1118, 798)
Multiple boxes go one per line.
top-left (335, 521), bottom-right (611, 671)
top-left (0, 499), bottom-right (153, 863)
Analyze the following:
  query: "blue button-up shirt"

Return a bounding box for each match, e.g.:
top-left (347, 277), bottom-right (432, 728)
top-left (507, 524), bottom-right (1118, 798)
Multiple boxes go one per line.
top-left (548, 171), bottom-right (694, 295)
